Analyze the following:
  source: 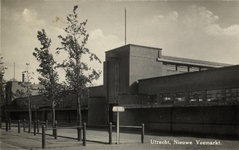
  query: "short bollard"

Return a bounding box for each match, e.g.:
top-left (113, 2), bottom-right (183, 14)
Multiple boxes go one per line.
top-left (77, 122), bottom-right (81, 141)
top-left (42, 126), bottom-right (45, 149)
top-left (141, 123), bottom-right (145, 143)
top-left (83, 123), bottom-right (86, 146)
top-left (18, 120), bottom-right (21, 133)
top-left (23, 119), bottom-right (26, 132)
top-left (77, 126), bottom-right (80, 141)
top-left (109, 122), bottom-right (112, 144)
top-left (34, 120), bottom-right (36, 136)
top-left (37, 120), bottom-right (39, 134)
top-left (9, 118), bottom-right (11, 130)
top-left (6, 120), bottom-right (8, 131)
top-left (54, 121), bottom-right (57, 139)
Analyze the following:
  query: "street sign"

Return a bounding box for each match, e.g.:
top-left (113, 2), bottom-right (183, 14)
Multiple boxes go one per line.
top-left (112, 106), bottom-right (125, 144)
top-left (112, 106), bottom-right (125, 112)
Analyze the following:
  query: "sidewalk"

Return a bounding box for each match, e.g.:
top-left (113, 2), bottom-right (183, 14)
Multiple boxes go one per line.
top-left (1, 126), bottom-right (238, 150)
top-left (0, 126), bottom-right (143, 150)
top-left (1, 128), bottom-right (82, 149)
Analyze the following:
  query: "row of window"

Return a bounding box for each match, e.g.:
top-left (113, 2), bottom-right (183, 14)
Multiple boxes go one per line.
top-left (147, 87), bottom-right (239, 105)
top-left (165, 63), bottom-right (208, 72)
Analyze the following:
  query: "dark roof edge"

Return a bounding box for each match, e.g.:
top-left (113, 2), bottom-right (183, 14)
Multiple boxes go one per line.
top-left (161, 55), bottom-right (232, 67)
top-left (105, 44), bottom-right (162, 53)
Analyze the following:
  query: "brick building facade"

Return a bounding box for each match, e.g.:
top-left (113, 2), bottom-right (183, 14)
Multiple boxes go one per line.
top-left (88, 44), bottom-right (238, 135)
top-left (4, 44), bottom-right (239, 135)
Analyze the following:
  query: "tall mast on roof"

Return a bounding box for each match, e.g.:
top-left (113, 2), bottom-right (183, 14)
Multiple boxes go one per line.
top-left (13, 62), bottom-right (16, 80)
top-left (125, 8), bottom-right (127, 45)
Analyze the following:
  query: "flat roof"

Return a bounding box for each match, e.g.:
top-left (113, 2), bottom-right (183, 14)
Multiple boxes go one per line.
top-left (161, 55), bottom-right (231, 67)
top-left (138, 64), bottom-right (239, 82)
top-left (105, 44), bottom-right (162, 53)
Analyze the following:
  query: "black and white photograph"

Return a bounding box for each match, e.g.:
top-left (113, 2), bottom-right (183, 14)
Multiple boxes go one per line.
top-left (1, 0), bottom-right (239, 149)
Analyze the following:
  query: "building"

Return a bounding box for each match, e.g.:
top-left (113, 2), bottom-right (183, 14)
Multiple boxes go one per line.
top-left (5, 81), bottom-right (88, 123)
top-left (88, 44), bottom-right (238, 135)
top-left (5, 44), bottom-right (239, 135)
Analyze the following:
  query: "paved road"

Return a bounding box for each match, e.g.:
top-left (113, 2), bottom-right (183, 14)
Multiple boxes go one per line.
top-left (1, 125), bottom-right (238, 150)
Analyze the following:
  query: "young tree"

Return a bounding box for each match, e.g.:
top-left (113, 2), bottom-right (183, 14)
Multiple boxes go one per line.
top-left (0, 55), bottom-right (7, 124)
top-left (56, 5), bottom-right (101, 134)
top-left (14, 65), bottom-right (34, 133)
top-left (0, 55), bottom-right (7, 75)
top-left (33, 29), bottom-right (63, 133)
top-left (0, 55), bottom-right (7, 106)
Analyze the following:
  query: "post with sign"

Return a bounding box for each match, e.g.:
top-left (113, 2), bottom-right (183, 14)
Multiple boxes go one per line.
top-left (112, 106), bottom-right (125, 144)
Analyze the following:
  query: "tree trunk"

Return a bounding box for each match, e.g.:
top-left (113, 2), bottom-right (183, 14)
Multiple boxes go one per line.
top-left (52, 101), bottom-right (55, 136)
top-left (35, 108), bottom-right (37, 120)
top-left (77, 93), bottom-right (82, 140)
top-left (28, 96), bottom-right (31, 133)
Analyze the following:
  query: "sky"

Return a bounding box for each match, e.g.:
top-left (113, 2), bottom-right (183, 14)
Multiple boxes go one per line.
top-left (1, 0), bottom-right (239, 85)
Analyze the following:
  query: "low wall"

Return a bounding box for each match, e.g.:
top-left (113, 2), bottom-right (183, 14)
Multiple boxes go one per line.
top-left (120, 105), bottom-right (239, 135)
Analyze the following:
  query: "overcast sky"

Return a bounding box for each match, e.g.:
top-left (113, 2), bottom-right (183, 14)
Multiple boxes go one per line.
top-left (1, 0), bottom-right (239, 85)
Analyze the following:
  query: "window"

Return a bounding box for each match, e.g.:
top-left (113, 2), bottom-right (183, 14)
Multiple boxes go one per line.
top-left (148, 94), bottom-right (157, 104)
top-left (115, 65), bottom-right (118, 74)
top-left (189, 67), bottom-right (199, 72)
top-left (115, 84), bottom-right (118, 92)
top-left (163, 93), bottom-right (171, 101)
top-left (159, 93), bottom-right (173, 104)
top-left (174, 92), bottom-right (186, 102)
top-left (189, 91), bottom-right (203, 102)
top-left (226, 88), bottom-right (239, 102)
top-left (200, 68), bottom-right (208, 71)
top-left (178, 66), bottom-right (188, 72)
top-left (206, 89), bottom-right (222, 102)
top-left (166, 64), bottom-right (177, 71)
top-left (115, 63), bottom-right (119, 79)
top-left (114, 82), bottom-right (119, 98)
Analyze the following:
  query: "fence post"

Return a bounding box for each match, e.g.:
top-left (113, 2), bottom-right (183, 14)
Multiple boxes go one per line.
top-left (141, 123), bottom-right (144, 144)
top-left (18, 120), bottom-right (21, 133)
top-left (83, 123), bottom-right (86, 146)
top-left (37, 120), bottom-right (39, 134)
top-left (42, 126), bottom-right (45, 149)
top-left (34, 120), bottom-right (36, 136)
top-left (23, 119), bottom-right (25, 132)
top-left (9, 118), bottom-right (11, 130)
top-left (46, 120), bottom-right (48, 131)
top-left (6, 119), bottom-right (8, 131)
top-left (109, 122), bottom-right (112, 144)
top-left (54, 121), bottom-right (57, 139)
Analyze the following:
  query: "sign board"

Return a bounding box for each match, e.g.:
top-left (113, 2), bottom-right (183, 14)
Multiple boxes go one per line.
top-left (113, 106), bottom-right (125, 112)
top-left (112, 106), bottom-right (125, 144)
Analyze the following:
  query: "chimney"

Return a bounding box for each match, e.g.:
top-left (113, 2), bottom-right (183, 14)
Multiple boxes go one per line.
top-left (22, 73), bottom-right (25, 82)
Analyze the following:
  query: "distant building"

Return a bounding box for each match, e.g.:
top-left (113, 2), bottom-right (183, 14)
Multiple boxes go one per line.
top-left (5, 81), bottom-right (44, 105)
